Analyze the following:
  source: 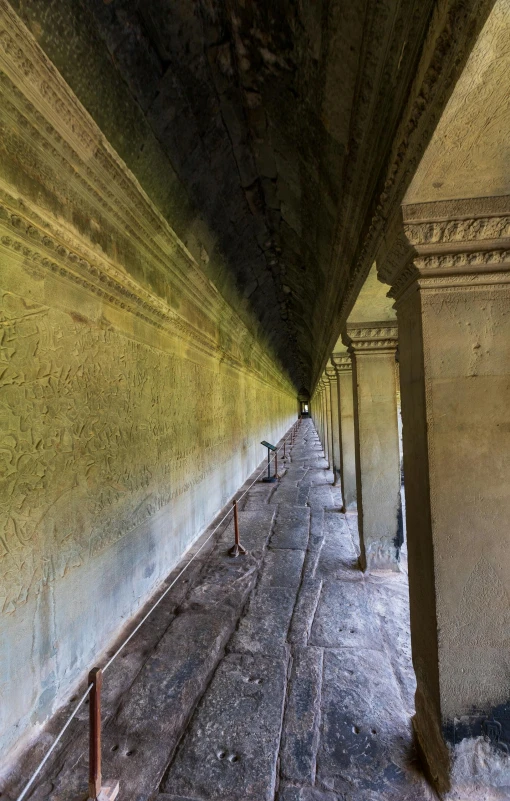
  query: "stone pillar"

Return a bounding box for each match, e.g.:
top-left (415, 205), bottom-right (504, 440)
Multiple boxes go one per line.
top-left (343, 323), bottom-right (402, 571)
top-left (322, 374), bottom-right (334, 471)
top-left (326, 364), bottom-right (342, 486)
top-left (319, 378), bottom-right (329, 463)
top-left (332, 353), bottom-right (357, 510)
top-left (378, 198), bottom-right (510, 794)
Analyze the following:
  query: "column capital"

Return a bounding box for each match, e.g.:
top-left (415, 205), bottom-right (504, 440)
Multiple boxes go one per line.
top-left (325, 365), bottom-right (337, 382)
top-left (377, 196), bottom-right (510, 303)
top-left (331, 352), bottom-right (352, 373)
top-left (343, 322), bottom-right (398, 355)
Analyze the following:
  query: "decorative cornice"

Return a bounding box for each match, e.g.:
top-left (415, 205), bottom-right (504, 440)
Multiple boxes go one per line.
top-left (329, 0), bottom-right (495, 336)
top-left (0, 2), bottom-right (295, 396)
top-left (377, 197), bottom-right (510, 302)
top-left (331, 353), bottom-right (352, 373)
top-left (344, 322), bottom-right (398, 354)
top-left (325, 367), bottom-right (337, 381)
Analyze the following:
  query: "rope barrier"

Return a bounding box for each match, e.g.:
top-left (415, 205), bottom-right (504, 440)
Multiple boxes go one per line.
top-left (14, 420), bottom-right (303, 801)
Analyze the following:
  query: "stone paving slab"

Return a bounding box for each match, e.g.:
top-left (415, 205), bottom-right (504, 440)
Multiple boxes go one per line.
top-left (316, 649), bottom-right (430, 799)
top-left (259, 548), bottom-right (305, 589)
top-left (280, 647), bottom-right (323, 783)
top-left (309, 579), bottom-right (380, 649)
top-left (288, 578), bottom-right (323, 647)
top-left (270, 485), bottom-right (301, 505)
top-left (278, 786), bottom-right (343, 801)
top-left (313, 512), bottom-right (359, 579)
top-left (366, 576), bottom-right (416, 714)
top-left (229, 586), bottom-right (296, 658)
top-left (161, 653), bottom-right (287, 801)
top-left (271, 505), bottom-right (310, 549)
top-left (99, 605), bottom-right (245, 801)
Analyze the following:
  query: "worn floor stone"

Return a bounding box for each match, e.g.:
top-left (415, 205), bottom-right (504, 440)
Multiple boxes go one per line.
top-left (5, 420), bottom-right (440, 801)
top-left (162, 653), bottom-right (287, 801)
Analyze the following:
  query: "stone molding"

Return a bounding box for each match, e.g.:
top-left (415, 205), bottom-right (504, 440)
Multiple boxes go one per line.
top-left (325, 366), bottom-right (337, 382)
top-left (324, 0), bottom-right (495, 346)
top-left (0, 3), bottom-right (293, 395)
top-left (331, 353), bottom-right (352, 373)
top-left (343, 322), bottom-right (398, 354)
top-left (378, 196), bottom-right (510, 302)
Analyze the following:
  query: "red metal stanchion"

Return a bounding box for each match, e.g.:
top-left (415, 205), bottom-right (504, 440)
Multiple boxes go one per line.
top-left (229, 499), bottom-right (246, 557)
top-left (88, 669), bottom-right (118, 801)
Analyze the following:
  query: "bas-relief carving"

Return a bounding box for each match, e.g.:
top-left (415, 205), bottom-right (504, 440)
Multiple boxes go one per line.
top-left (0, 4), bottom-right (296, 623)
top-left (0, 286), bottom-right (294, 616)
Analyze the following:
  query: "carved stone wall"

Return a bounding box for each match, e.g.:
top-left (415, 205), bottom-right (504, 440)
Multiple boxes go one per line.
top-left (0, 5), bottom-right (296, 766)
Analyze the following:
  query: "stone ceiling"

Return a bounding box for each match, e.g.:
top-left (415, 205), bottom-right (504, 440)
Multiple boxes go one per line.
top-left (8, 0), bottom-right (494, 392)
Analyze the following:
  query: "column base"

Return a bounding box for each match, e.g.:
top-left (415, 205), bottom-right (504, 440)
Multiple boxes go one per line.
top-left (362, 539), bottom-right (401, 572)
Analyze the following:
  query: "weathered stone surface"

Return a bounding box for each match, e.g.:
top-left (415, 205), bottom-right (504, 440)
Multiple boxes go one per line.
top-left (287, 578), bottom-right (323, 647)
top-left (280, 647), bottom-right (323, 783)
top-left (259, 549), bottom-right (305, 590)
top-left (98, 607), bottom-right (243, 801)
top-left (229, 586), bottom-right (296, 658)
top-left (271, 506), bottom-right (311, 550)
top-left (216, 509), bottom-right (276, 555)
top-left (317, 649), bottom-right (428, 799)
top-left (366, 575), bottom-right (416, 714)
top-left (314, 513), bottom-right (360, 579)
top-left (269, 485), bottom-right (301, 505)
top-left (309, 580), bottom-right (379, 649)
top-left (161, 653), bottom-right (287, 801)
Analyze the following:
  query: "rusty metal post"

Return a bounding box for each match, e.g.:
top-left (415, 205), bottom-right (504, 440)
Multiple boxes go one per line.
top-left (88, 669), bottom-right (119, 801)
top-left (275, 451), bottom-right (279, 479)
top-left (88, 668), bottom-right (102, 800)
top-left (229, 499), bottom-right (246, 557)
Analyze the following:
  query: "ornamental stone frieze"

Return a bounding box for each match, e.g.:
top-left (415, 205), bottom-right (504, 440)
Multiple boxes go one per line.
top-left (377, 196), bottom-right (510, 301)
top-left (0, 1), bottom-right (292, 394)
top-left (331, 353), bottom-right (352, 372)
top-left (342, 322), bottom-right (399, 354)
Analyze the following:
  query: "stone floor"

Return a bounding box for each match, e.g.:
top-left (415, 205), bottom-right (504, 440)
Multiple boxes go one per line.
top-left (3, 420), bottom-right (437, 801)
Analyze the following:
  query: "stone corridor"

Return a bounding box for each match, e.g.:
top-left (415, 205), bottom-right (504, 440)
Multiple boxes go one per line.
top-left (4, 420), bottom-right (435, 801)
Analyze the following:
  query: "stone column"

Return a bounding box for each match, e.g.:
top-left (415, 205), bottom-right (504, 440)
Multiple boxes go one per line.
top-left (378, 197), bottom-right (510, 794)
top-left (332, 353), bottom-right (357, 510)
top-left (322, 374), bottom-right (334, 471)
top-left (319, 378), bottom-right (329, 463)
top-left (326, 364), bottom-right (342, 486)
top-left (343, 323), bottom-right (402, 571)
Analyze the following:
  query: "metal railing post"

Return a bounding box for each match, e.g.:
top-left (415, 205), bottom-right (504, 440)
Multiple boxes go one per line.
top-left (229, 499), bottom-right (246, 557)
top-left (88, 668), bottom-right (119, 801)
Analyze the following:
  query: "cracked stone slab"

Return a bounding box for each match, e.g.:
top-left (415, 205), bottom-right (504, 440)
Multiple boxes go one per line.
top-left (161, 653), bottom-right (287, 801)
top-left (259, 548), bottom-right (305, 589)
top-left (317, 649), bottom-right (429, 799)
top-left (280, 647), bottom-right (323, 783)
top-left (229, 586), bottom-right (296, 657)
top-left (97, 606), bottom-right (244, 801)
top-left (314, 512), bottom-right (359, 579)
top-left (306, 485), bottom-right (336, 509)
top-left (365, 576), bottom-right (416, 714)
top-left (271, 505), bottom-right (310, 550)
top-left (287, 578), bottom-right (323, 647)
top-left (269, 485), bottom-right (301, 505)
top-left (309, 579), bottom-right (380, 649)
top-left (277, 786), bottom-right (343, 801)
